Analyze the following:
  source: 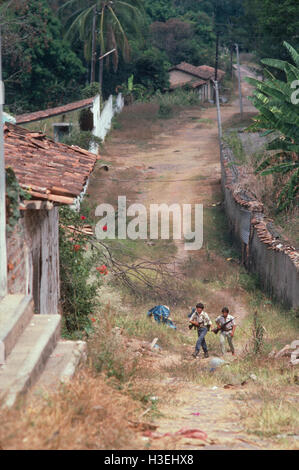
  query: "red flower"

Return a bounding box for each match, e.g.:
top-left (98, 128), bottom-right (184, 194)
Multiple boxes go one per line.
top-left (91, 317), bottom-right (96, 323)
top-left (81, 216), bottom-right (86, 220)
top-left (96, 264), bottom-right (108, 275)
top-left (103, 224), bottom-right (107, 232)
top-left (73, 244), bottom-right (81, 252)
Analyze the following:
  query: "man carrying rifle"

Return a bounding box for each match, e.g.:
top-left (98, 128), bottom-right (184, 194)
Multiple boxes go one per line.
top-left (190, 303), bottom-right (212, 359)
top-left (214, 307), bottom-right (236, 356)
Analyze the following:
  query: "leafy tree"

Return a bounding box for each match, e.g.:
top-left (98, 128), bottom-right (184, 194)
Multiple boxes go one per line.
top-left (243, 0), bottom-right (299, 61)
top-left (245, 42), bottom-right (299, 212)
top-left (144, 0), bottom-right (176, 22)
top-left (133, 47), bottom-right (170, 92)
top-left (1, 0), bottom-right (86, 113)
top-left (150, 14), bottom-right (215, 67)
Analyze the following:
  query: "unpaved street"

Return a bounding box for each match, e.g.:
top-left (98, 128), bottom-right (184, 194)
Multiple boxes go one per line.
top-left (87, 73), bottom-right (293, 450)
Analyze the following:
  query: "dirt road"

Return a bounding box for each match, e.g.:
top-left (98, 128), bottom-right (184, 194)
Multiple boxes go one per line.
top-left (87, 71), bottom-right (283, 450)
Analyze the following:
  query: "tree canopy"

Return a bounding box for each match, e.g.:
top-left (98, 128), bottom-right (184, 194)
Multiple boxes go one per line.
top-left (1, 0), bottom-right (299, 112)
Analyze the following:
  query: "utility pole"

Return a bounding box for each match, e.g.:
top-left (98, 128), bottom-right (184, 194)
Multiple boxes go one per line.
top-left (215, 30), bottom-right (220, 82)
top-left (0, 25), bottom-right (7, 298)
top-left (235, 43), bottom-right (243, 116)
top-left (213, 79), bottom-right (222, 144)
top-left (213, 30), bottom-right (220, 104)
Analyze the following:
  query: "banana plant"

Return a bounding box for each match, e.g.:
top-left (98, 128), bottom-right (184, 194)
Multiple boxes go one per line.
top-left (245, 41), bottom-right (299, 212)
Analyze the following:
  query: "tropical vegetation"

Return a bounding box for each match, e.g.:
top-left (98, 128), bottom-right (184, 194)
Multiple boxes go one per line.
top-left (245, 41), bottom-right (299, 212)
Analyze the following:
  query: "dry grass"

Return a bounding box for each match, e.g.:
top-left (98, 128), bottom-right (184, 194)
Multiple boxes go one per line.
top-left (0, 369), bottom-right (146, 450)
top-left (111, 102), bottom-right (161, 143)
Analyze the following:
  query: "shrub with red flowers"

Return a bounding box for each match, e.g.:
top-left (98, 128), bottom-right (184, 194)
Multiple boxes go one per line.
top-left (59, 206), bottom-right (103, 337)
top-left (96, 264), bottom-right (109, 276)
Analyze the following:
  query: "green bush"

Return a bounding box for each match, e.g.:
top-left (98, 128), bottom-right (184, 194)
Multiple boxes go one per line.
top-left (59, 206), bottom-right (102, 338)
top-left (151, 88), bottom-right (200, 108)
top-left (60, 128), bottom-right (102, 151)
top-left (158, 103), bottom-right (173, 118)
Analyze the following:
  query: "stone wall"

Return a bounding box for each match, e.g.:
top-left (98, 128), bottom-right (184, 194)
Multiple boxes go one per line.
top-left (6, 221), bottom-right (29, 296)
top-left (221, 142), bottom-right (299, 309)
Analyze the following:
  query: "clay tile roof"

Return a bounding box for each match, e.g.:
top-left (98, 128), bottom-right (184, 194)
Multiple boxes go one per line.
top-left (170, 62), bottom-right (225, 81)
top-left (4, 123), bottom-right (98, 205)
top-left (169, 78), bottom-right (207, 90)
top-left (196, 65), bottom-right (225, 80)
top-left (15, 96), bottom-right (96, 125)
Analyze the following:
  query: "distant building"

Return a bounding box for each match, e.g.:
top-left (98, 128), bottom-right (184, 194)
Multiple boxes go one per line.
top-left (15, 96), bottom-right (99, 144)
top-left (169, 62), bottom-right (226, 102)
top-left (15, 93), bottom-right (124, 154)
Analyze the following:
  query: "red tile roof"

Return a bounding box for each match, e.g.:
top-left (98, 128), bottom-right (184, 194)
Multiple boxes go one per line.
top-left (170, 62), bottom-right (225, 81)
top-left (4, 123), bottom-right (98, 205)
top-left (169, 78), bottom-right (207, 90)
top-left (15, 96), bottom-right (96, 124)
top-left (197, 65), bottom-right (226, 81)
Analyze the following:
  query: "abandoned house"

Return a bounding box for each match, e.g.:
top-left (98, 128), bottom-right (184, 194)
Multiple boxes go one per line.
top-left (3, 123), bottom-right (99, 315)
top-left (15, 95), bottom-right (99, 144)
top-left (169, 62), bottom-right (226, 102)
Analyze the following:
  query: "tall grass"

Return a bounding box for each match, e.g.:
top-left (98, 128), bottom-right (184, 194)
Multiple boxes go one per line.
top-left (149, 88), bottom-right (201, 112)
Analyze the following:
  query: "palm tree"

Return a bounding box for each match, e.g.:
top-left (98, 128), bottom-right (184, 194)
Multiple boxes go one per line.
top-left (245, 41), bottom-right (299, 212)
top-left (58, 0), bottom-right (144, 93)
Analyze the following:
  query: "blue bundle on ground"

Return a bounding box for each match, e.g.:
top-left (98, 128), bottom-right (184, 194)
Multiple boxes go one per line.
top-left (147, 305), bottom-right (176, 329)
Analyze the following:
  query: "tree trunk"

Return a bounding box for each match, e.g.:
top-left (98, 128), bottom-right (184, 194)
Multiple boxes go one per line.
top-left (99, 45), bottom-right (104, 96)
top-left (90, 6), bottom-right (97, 83)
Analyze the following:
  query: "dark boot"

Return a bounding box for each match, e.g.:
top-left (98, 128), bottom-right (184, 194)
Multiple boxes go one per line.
top-left (204, 351), bottom-right (209, 358)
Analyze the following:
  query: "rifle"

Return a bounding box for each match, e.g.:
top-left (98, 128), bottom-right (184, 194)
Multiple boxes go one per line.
top-left (212, 318), bottom-right (235, 334)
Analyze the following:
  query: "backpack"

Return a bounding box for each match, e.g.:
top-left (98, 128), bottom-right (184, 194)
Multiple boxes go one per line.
top-left (188, 307), bottom-right (196, 318)
top-left (147, 305), bottom-right (176, 329)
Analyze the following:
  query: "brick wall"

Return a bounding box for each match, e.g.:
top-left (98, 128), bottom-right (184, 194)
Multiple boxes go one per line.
top-left (220, 142), bottom-right (299, 309)
top-left (6, 216), bottom-right (29, 295)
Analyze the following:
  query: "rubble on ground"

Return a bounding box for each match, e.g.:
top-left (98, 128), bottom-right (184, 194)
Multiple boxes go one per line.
top-left (268, 340), bottom-right (299, 366)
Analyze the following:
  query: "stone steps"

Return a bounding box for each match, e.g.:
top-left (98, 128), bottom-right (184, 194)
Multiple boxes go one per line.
top-left (32, 339), bottom-right (87, 394)
top-left (0, 306), bottom-right (61, 408)
top-left (0, 294), bottom-right (86, 408)
top-left (0, 294), bottom-right (34, 363)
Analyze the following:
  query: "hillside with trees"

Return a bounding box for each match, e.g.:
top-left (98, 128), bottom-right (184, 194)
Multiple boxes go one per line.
top-left (0, 0), bottom-right (293, 113)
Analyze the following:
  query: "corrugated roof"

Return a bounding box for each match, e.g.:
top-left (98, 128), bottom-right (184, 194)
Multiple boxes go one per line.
top-left (15, 96), bottom-right (96, 124)
top-left (170, 62), bottom-right (225, 81)
top-left (4, 123), bottom-right (98, 205)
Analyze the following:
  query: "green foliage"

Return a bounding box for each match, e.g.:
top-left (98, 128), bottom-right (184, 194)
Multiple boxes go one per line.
top-left (149, 15), bottom-right (215, 67)
top-left (59, 206), bottom-right (102, 337)
top-left (81, 82), bottom-right (101, 98)
top-left (5, 167), bottom-right (31, 233)
top-left (59, 128), bottom-right (102, 151)
top-left (252, 311), bottom-right (265, 355)
top-left (243, 0), bottom-right (299, 63)
top-left (2, 0), bottom-right (86, 114)
top-left (158, 103), bottom-right (173, 119)
top-left (245, 42), bottom-right (299, 212)
top-left (150, 88), bottom-right (200, 108)
top-left (119, 74), bottom-right (147, 104)
top-left (60, 0), bottom-right (145, 89)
